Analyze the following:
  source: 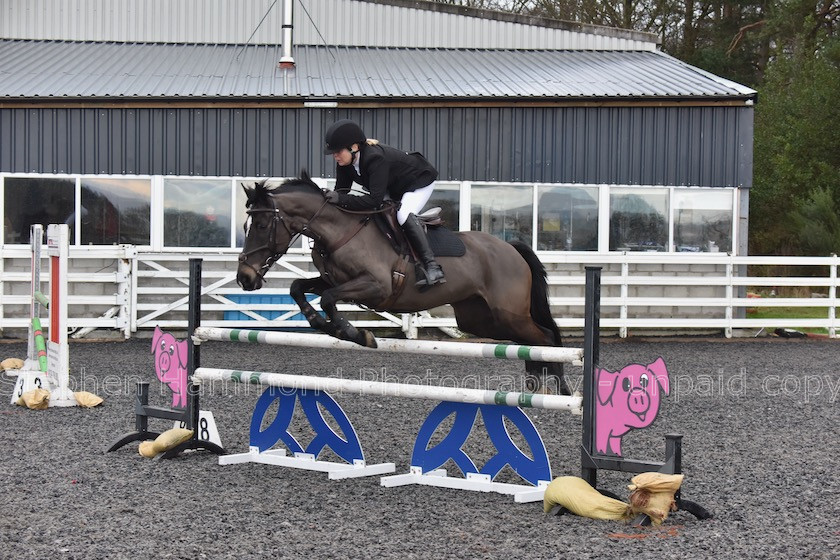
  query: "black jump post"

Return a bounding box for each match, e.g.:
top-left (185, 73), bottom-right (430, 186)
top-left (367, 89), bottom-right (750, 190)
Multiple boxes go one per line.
top-left (579, 266), bottom-right (712, 524)
top-left (105, 258), bottom-right (225, 460)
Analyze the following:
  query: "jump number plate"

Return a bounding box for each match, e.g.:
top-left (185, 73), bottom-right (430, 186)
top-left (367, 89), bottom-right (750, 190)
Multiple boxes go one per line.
top-left (175, 410), bottom-right (222, 448)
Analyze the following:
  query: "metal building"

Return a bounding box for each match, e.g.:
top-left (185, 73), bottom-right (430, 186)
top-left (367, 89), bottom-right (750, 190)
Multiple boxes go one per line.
top-left (0, 0), bottom-right (758, 337)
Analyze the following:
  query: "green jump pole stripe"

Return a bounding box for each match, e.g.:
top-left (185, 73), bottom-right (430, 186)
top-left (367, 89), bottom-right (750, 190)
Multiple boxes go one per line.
top-left (517, 393), bottom-right (534, 408)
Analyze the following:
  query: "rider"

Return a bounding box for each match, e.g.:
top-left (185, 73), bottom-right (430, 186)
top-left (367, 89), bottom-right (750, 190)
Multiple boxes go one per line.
top-left (322, 119), bottom-right (446, 289)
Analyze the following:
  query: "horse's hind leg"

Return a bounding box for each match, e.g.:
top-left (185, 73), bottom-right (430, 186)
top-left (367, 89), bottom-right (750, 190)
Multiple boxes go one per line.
top-left (526, 360), bottom-right (570, 395)
top-left (452, 299), bottom-right (570, 395)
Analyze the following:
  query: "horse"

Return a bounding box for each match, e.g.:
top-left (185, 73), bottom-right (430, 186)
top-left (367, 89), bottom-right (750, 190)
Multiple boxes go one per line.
top-left (236, 172), bottom-right (571, 395)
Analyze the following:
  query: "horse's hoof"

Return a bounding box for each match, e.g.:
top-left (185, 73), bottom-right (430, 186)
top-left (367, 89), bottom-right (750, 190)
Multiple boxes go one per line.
top-left (361, 330), bottom-right (378, 349)
top-left (525, 375), bottom-right (541, 393)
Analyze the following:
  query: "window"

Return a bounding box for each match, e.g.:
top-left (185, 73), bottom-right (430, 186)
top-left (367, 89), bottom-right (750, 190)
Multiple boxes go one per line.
top-left (234, 180), bottom-right (250, 248)
top-left (235, 178), bottom-right (310, 250)
top-left (537, 185), bottom-right (599, 251)
top-left (425, 182), bottom-right (460, 230)
top-left (80, 178), bottom-right (151, 245)
top-left (610, 188), bottom-right (668, 252)
top-left (163, 179), bottom-right (231, 247)
top-left (674, 189), bottom-right (733, 253)
top-left (3, 177), bottom-right (75, 244)
top-left (471, 184), bottom-right (533, 246)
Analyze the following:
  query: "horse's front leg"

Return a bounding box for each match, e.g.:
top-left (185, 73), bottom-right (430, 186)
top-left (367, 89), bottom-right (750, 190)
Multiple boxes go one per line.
top-left (290, 277), bottom-right (332, 333)
top-left (319, 277), bottom-right (385, 348)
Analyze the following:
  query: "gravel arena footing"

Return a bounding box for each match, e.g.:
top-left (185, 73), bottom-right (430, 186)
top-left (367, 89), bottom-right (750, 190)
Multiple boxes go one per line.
top-left (1, 336), bottom-right (838, 559)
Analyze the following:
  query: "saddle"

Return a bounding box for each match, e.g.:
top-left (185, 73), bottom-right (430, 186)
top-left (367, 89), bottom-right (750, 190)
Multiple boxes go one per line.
top-left (373, 204), bottom-right (465, 259)
top-left (330, 202), bottom-right (464, 309)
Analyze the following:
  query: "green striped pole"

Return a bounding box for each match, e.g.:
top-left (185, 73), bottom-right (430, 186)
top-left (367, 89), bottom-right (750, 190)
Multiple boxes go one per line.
top-left (193, 367), bottom-right (582, 412)
top-left (193, 327), bottom-right (583, 365)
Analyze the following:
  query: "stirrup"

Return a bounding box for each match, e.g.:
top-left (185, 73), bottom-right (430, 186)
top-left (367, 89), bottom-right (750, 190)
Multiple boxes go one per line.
top-left (415, 263), bottom-right (445, 289)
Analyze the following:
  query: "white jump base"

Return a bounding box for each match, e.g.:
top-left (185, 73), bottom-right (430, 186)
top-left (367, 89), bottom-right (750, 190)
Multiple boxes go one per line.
top-left (219, 447), bottom-right (396, 480)
top-left (381, 467), bottom-right (550, 503)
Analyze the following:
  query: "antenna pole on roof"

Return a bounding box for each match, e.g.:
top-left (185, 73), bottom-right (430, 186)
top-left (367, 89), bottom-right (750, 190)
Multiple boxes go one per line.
top-left (278, 0), bottom-right (295, 68)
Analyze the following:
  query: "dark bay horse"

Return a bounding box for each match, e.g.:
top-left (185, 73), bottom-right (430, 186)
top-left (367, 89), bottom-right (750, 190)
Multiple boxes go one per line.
top-left (236, 173), bottom-right (570, 394)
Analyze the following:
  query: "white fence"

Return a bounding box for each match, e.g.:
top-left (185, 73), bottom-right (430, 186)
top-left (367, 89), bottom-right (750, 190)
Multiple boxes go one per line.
top-left (0, 248), bottom-right (837, 338)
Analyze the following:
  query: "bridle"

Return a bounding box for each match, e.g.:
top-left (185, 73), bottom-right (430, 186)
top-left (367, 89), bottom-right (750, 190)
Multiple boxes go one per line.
top-left (237, 193), bottom-right (330, 285)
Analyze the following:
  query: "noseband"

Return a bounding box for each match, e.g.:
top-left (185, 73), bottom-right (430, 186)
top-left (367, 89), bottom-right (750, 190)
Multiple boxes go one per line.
top-left (238, 194), bottom-right (329, 285)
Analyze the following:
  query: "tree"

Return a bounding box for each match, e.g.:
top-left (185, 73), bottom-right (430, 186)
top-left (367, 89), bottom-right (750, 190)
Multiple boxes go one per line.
top-left (790, 186), bottom-right (840, 254)
top-left (437, 1), bottom-right (840, 255)
top-left (750, 7), bottom-right (840, 254)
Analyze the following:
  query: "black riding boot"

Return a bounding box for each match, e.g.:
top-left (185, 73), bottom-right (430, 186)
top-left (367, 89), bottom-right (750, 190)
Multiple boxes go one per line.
top-left (403, 213), bottom-right (446, 289)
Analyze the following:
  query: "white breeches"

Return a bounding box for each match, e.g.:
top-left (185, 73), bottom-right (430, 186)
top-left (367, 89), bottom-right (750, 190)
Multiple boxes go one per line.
top-left (393, 183), bottom-right (435, 225)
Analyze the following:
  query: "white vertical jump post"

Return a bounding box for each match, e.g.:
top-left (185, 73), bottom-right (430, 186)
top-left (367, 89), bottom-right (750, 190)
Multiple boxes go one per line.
top-left (10, 224), bottom-right (77, 407)
top-left (9, 224), bottom-right (44, 378)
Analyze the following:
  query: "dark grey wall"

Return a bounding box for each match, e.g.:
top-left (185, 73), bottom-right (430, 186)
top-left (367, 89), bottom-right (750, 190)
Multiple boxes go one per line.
top-left (0, 105), bottom-right (753, 187)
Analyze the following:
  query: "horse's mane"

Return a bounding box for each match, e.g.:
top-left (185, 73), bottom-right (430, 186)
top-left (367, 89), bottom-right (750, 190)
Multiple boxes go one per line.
top-left (246, 170), bottom-right (322, 208)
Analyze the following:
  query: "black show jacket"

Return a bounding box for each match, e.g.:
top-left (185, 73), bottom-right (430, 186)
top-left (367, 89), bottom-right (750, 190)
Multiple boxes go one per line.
top-left (333, 143), bottom-right (438, 211)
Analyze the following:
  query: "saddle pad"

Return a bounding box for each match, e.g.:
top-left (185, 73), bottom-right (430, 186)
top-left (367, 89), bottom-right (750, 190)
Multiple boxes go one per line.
top-left (427, 226), bottom-right (466, 257)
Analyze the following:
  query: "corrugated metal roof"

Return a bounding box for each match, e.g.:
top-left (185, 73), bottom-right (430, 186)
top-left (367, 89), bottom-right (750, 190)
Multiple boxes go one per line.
top-left (0, 40), bottom-right (755, 101)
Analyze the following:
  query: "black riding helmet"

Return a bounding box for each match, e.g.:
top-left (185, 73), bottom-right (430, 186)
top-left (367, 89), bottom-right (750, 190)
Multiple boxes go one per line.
top-left (324, 119), bottom-right (367, 154)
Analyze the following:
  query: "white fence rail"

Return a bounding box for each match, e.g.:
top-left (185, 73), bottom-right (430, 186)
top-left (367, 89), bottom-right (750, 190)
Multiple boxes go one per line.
top-left (1, 248), bottom-right (837, 338)
top-left (0, 244), bottom-right (132, 337)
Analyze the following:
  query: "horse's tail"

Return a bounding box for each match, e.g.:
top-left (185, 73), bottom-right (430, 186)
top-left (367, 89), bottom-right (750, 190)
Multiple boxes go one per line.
top-left (509, 241), bottom-right (562, 346)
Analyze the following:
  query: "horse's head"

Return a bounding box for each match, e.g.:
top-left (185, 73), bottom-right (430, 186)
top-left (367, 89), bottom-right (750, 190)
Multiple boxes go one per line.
top-left (236, 172), bottom-right (325, 291)
top-left (236, 179), bottom-right (286, 290)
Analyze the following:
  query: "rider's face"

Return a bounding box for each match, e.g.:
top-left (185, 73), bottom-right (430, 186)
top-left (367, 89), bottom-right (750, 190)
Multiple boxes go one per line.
top-left (333, 146), bottom-right (356, 167)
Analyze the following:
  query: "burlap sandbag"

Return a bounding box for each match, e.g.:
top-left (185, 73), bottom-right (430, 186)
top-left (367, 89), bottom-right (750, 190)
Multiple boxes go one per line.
top-left (627, 472), bottom-right (684, 525)
top-left (16, 388), bottom-right (50, 410)
top-left (138, 441), bottom-right (159, 458)
top-left (74, 391), bottom-right (104, 408)
top-left (138, 428), bottom-right (194, 458)
top-left (544, 476), bottom-right (632, 520)
top-left (1, 357), bottom-right (25, 371)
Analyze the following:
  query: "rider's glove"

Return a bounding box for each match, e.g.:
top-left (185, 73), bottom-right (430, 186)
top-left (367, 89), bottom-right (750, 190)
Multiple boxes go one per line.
top-left (325, 190), bottom-right (340, 204)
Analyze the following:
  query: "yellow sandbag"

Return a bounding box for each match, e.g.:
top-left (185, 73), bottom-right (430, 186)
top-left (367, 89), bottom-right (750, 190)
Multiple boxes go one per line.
top-left (628, 472), bottom-right (684, 525)
top-left (138, 428), bottom-right (194, 458)
top-left (16, 388), bottom-right (50, 410)
top-left (155, 427), bottom-right (193, 450)
top-left (74, 391), bottom-right (103, 408)
top-left (138, 441), bottom-right (158, 458)
top-left (1, 357), bottom-right (25, 371)
top-left (543, 476), bottom-right (632, 520)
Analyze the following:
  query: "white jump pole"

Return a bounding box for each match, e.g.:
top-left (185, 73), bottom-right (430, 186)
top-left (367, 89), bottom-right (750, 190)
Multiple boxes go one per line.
top-left (193, 368), bottom-right (583, 413)
top-left (193, 327), bottom-right (584, 366)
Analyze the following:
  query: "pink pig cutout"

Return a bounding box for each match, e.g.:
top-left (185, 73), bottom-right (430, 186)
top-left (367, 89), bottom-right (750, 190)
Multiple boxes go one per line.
top-left (152, 326), bottom-right (189, 409)
top-left (594, 357), bottom-right (670, 456)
